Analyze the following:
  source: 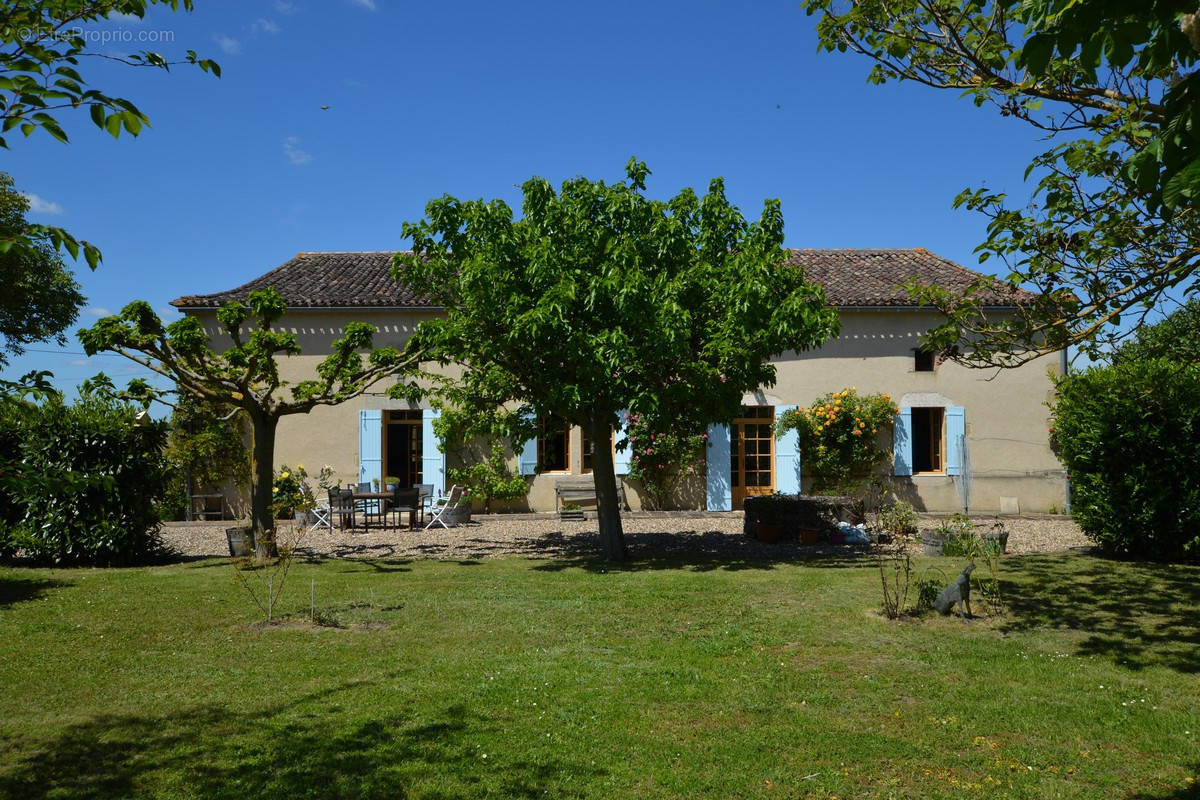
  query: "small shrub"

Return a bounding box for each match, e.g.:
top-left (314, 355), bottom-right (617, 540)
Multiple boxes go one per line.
top-left (873, 499), bottom-right (918, 538)
top-left (448, 442), bottom-right (528, 512)
top-left (915, 575), bottom-right (944, 613)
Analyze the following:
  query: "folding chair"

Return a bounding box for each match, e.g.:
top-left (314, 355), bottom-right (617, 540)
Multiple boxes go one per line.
top-left (307, 501), bottom-right (333, 534)
top-left (424, 485), bottom-right (465, 530)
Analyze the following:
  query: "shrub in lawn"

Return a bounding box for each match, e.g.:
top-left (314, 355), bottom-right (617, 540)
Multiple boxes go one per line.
top-left (1050, 359), bottom-right (1200, 561)
top-left (0, 390), bottom-right (169, 565)
top-left (872, 498), bottom-right (918, 539)
top-left (776, 388), bottom-right (898, 494)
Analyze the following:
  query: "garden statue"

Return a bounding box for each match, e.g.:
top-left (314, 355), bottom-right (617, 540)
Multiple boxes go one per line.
top-left (933, 563), bottom-right (975, 619)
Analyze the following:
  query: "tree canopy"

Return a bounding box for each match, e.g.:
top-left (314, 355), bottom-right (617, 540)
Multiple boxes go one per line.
top-left (804, 0), bottom-right (1200, 366)
top-left (79, 289), bottom-right (422, 551)
top-left (0, 0), bottom-right (219, 270)
top-left (0, 172), bottom-right (84, 365)
top-left (396, 159), bottom-right (840, 560)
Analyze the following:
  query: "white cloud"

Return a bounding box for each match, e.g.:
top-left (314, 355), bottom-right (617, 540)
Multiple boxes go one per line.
top-left (252, 18), bottom-right (279, 34)
top-left (274, 0), bottom-right (297, 14)
top-left (213, 34), bottom-right (242, 54)
top-left (107, 11), bottom-right (142, 23)
top-left (351, 0), bottom-right (377, 10)
top-left (22, 193), bottom-right (64, 215)
top-left (68, 359), bottom-right (91, 367)
top-left (83, 307), bottom-right (112, 317)
top-left (283, 136), bottom-right (313, 165)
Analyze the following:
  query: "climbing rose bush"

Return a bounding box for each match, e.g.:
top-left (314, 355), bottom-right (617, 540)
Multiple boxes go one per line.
top-left (626, 411), bottom-right (706, 510)
top-left (776, 388), bottom-right (898, 494)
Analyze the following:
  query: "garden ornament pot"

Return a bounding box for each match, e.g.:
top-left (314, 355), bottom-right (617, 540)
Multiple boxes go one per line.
top-left (225, 527), bottom-right (255, 557)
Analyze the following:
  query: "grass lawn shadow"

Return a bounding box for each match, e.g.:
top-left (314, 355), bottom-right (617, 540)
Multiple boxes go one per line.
top-left (1001, 553), bottom-right (1200, 674)
top-left (0, 680), bottom-right (603, 799)
top-left (532, 529), bottom-right (873, 573)
top-left (0, 575), bottom-right (70, 609)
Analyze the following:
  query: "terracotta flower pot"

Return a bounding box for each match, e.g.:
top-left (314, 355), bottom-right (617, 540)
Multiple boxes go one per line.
top-left (756, 522), bottom-right (783, 544)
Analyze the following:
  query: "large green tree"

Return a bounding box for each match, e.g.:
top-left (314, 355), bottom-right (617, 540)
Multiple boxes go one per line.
top-left (0, 172), bottom-right (84, 365)
top-left (396, 159), bottom-right (840, 561)
top-left (0, 1), bottom-right (219, 271)
top-left (79, 289), bottom-right (422, 553)
top-left (803, 0), bottom-right (1200, 365)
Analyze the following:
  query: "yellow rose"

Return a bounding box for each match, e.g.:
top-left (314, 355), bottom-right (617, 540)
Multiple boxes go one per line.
top-left (281, 471), bottom-right (290, 479)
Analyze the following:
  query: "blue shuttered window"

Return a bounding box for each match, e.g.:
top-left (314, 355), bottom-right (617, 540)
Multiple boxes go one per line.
top-left (421, 408), bottom-right (445, 494)
top-left (706, 423), bottom-right (732, 511)
top-left (774, 405), bottom-right (801, 494)
top-left (893, 407), bottom-right (913, 477)
top-left (358, 409), bottom-right (382, 486)
top-left (945, 406), bottom-right (965, 476)
top-left (518, 410), bottom-right (538, 476)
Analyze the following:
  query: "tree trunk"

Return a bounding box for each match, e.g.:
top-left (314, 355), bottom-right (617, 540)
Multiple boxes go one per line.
top-left (249, 411), bottom-right (279, 559)
top-left (589, 413), bottom-right (627, 562)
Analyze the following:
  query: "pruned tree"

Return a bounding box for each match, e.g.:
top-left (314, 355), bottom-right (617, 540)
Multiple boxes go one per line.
top-left (79, 288), bottom-right (422, 552)
top-left (1, 0), bottom-right (220, 268)
top-left (396, 159), bottom-right (840, 561)
top-left (803, 0), bottom-right (1200, 365)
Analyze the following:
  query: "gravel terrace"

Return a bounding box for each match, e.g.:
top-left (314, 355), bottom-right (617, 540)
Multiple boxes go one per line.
top-left (162, 513), bottom-right (1090, 562)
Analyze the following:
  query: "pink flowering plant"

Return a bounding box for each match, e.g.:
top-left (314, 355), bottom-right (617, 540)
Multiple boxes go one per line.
top-left (625, 410), bottom-right (706, 510)
top-left (776, 388), bottom-right (898, 494)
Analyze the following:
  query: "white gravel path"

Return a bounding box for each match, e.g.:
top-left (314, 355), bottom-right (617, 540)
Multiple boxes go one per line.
top-left (160, 513), bottom-right (1090, 562)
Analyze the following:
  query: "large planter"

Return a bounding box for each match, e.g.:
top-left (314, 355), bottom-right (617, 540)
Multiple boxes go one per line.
top-left (742, 494), bottom-right (864, 542)
top-left (981, 528), bottom-right (1009, 554)
top-left (225, 527), bottom-right (255, 557)
top-left (443, 504), bottom-right (472, 527)
top-left (920, 529), bottom-right (947, 556)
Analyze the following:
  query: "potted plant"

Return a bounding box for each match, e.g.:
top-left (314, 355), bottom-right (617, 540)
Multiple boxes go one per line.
top-left (980, 521), bottom-right (1009, 554)
top-left (225, 525), bottom-right (255, 557)
top-left (756, 521), bottom-right (783, 543)
top-left (272, 464), bottom-right (316, 525)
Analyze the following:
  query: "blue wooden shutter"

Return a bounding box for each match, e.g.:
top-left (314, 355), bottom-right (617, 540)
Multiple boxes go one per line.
top-left (421, 408), bottom-right (445, 494)
top-left (518, 411), bottom-right (538, 476)
top-left (774, 405), bottom-right (801, 494)
top-left (613, 409), bottom-right (632, 475)
top-left (706, 422), bottom-right (732, 511)
top-left (945, 406), bottom-right (965, 476)
top-left (359, 409), bottom-right (382, 486)
top-left (893, 407), bottom-right (913, 477)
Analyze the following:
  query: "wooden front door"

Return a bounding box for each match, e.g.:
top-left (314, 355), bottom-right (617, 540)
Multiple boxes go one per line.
top-left (731, 405), bottom-right (775, 508)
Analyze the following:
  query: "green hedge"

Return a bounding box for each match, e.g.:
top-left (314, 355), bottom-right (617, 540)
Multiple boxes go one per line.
top-left (0, 395), bottom-right (169, 565)
top-left (1051, 359), bottom-right (1200, 562)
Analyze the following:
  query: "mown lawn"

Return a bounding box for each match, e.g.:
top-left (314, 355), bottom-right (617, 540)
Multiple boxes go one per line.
top-left (0, 547), bottom-right (1197, 799)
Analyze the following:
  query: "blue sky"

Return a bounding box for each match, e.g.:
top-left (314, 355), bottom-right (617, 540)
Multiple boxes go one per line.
top-left (7, 0), bottom-right (1049, 394)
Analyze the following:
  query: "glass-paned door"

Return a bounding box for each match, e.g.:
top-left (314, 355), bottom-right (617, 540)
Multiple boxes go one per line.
top-left (384, 410), bottom-right (423, 486)
top-left (730, 405), bottom-right (774, 508)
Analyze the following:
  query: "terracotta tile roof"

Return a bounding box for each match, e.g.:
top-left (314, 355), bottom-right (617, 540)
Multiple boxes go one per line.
top-left (171, 248), bottom-right (1032, 309)
top-left (786, 248), bottom-right (1034, 307)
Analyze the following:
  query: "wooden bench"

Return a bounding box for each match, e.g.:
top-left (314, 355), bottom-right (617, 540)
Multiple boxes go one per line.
top-left (554, 476), bottom-right (628, 513)
top-left (189, 493), bottom-right (225, 521)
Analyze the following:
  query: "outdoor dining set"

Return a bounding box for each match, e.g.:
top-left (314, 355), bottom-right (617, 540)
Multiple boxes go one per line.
top-left (307, 483), bottom-right (467, 533)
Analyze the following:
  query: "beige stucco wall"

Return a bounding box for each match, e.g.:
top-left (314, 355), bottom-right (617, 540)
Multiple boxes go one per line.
top-left (186, 306), bottom-right (1066, 514)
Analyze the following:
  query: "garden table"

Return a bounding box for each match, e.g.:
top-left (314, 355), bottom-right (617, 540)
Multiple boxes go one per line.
top-left (350, 491), bottom-right (416, 531)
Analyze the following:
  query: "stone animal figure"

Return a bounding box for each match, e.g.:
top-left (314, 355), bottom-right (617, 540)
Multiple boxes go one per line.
top-left (933, 563), bottom-right (976, 618)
